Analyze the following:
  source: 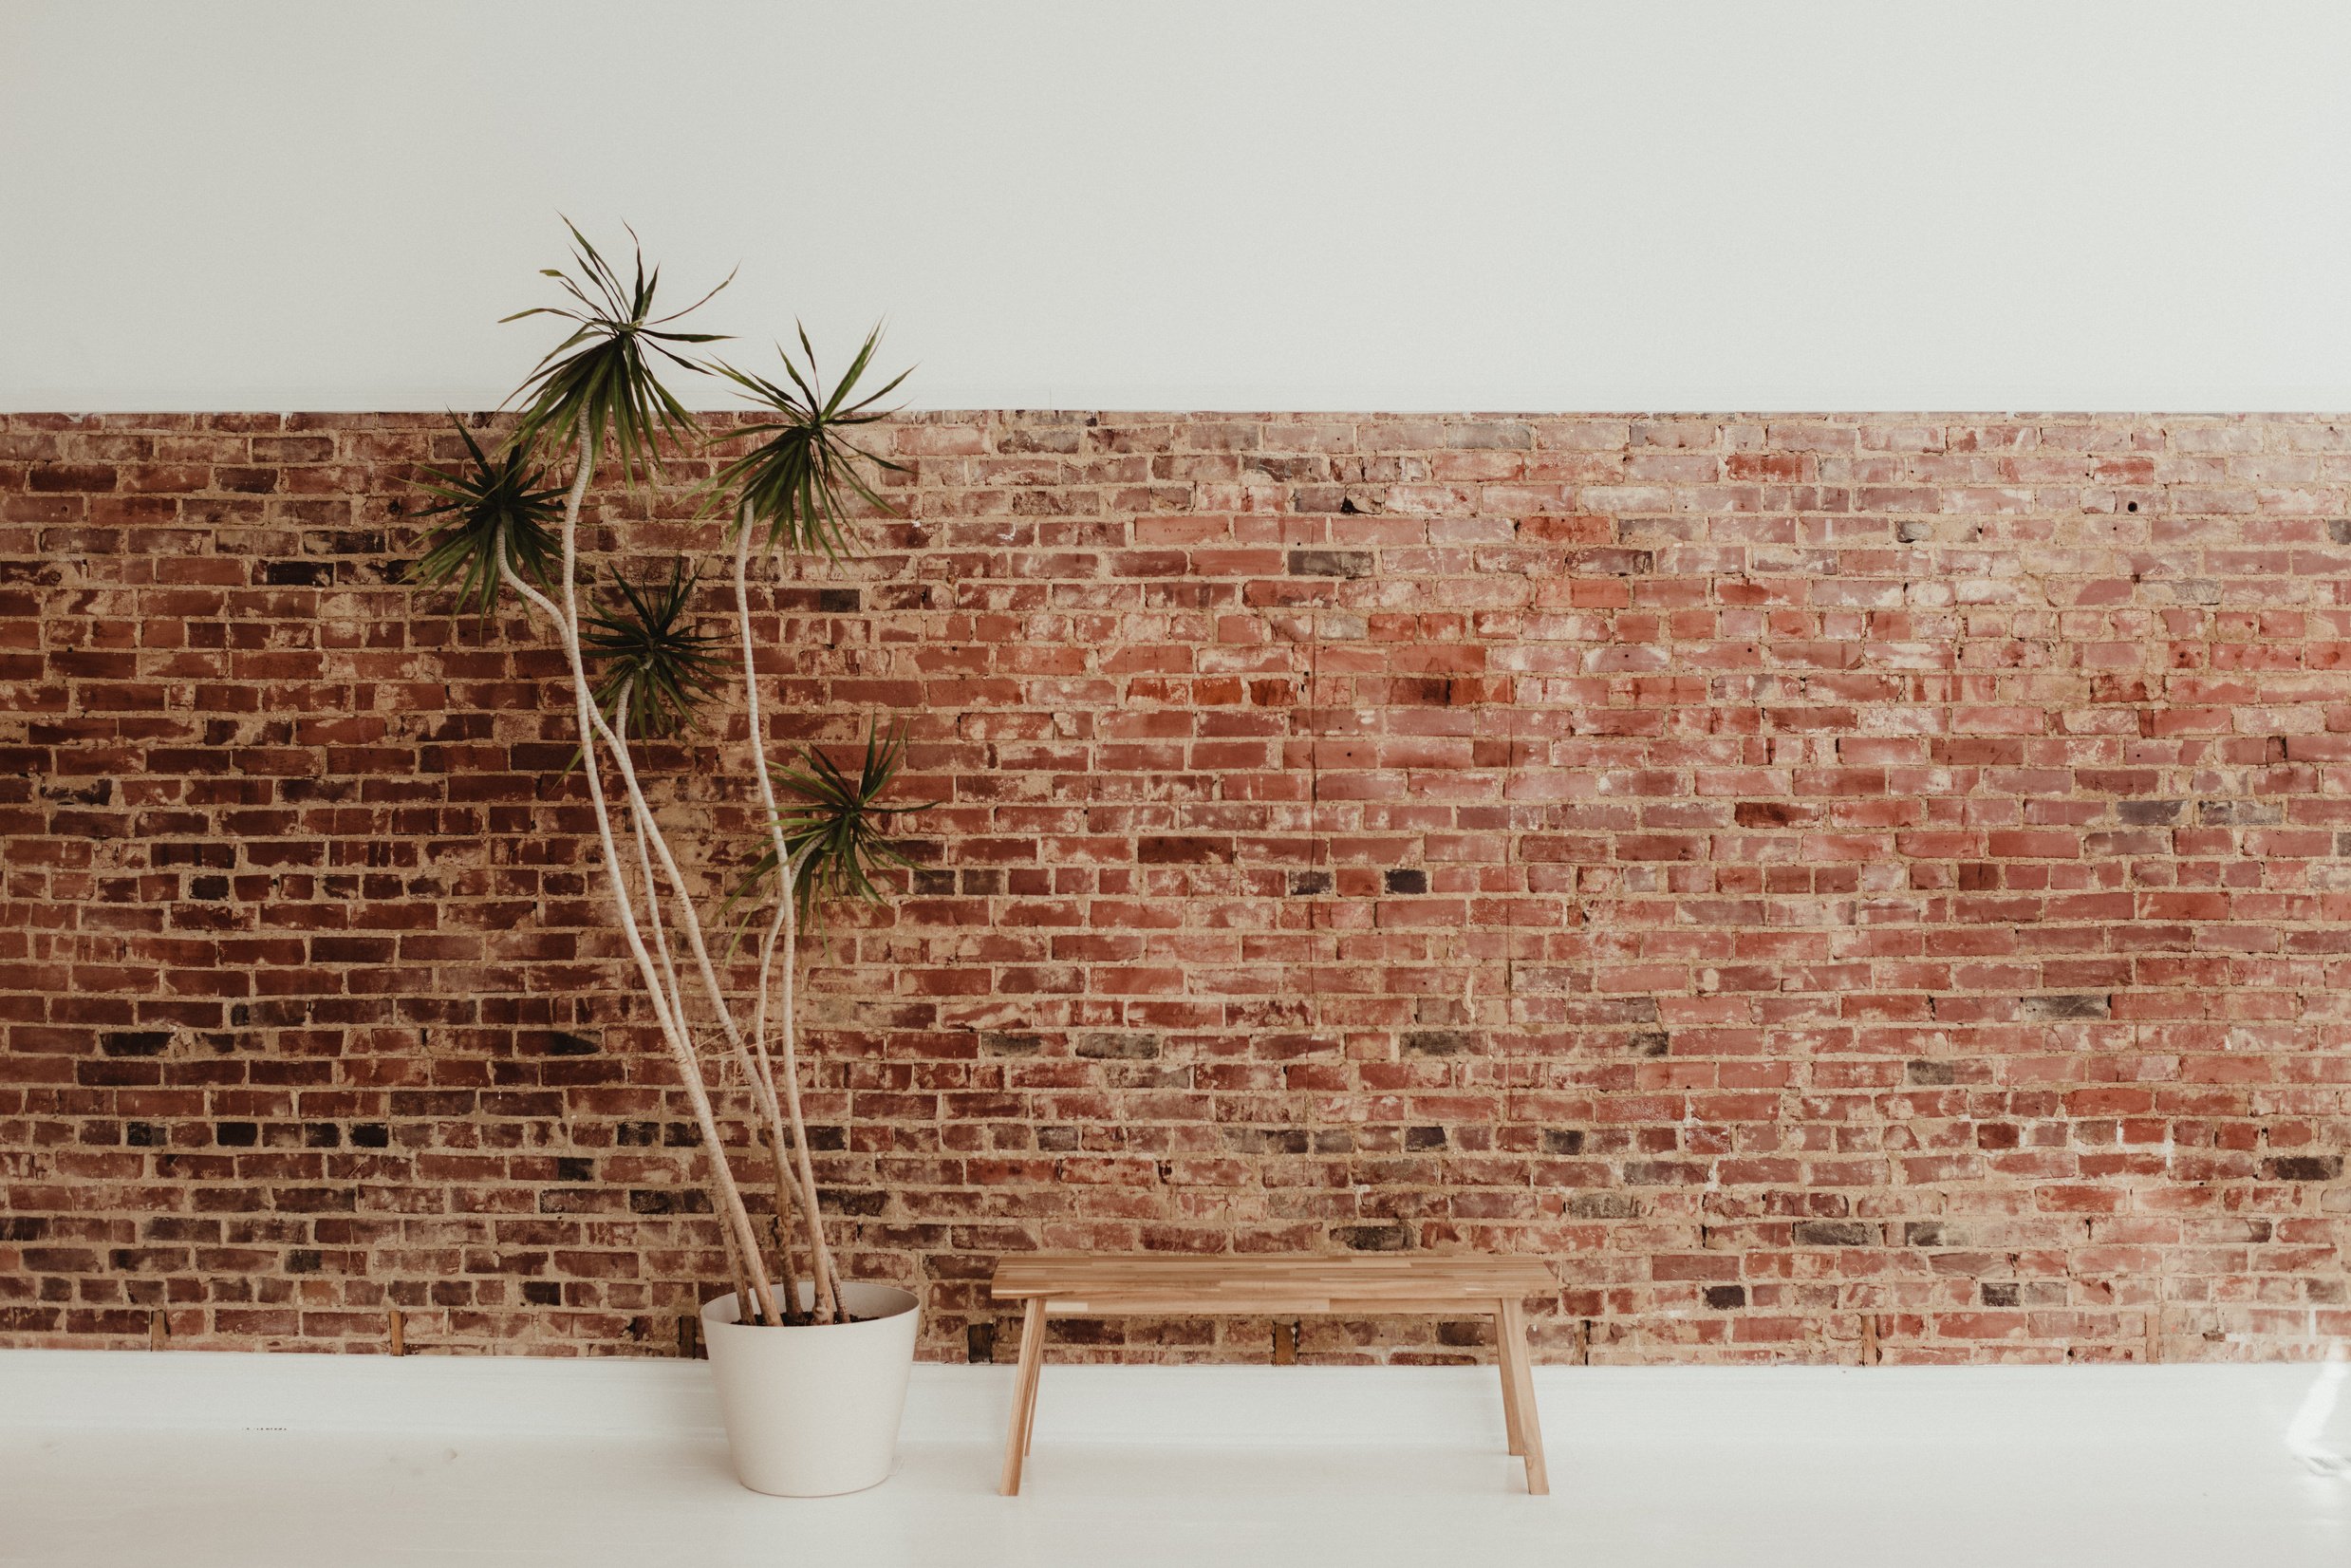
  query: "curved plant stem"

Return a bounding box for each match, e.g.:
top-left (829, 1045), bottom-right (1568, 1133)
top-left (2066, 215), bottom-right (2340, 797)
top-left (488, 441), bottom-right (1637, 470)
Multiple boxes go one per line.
top-left (615, 687), bottom-right (690, 1053)
top-left (737, 512), bottom-right (845, 1321)
top-left (574, 677), bottom-right (830, 1320)
top-left (746, 861), bottom-right (809, 1315)
top-left (620, 681), bottom-right (807, 1322)
top-left (565, 533), bottom-right (804, 1220)
top-left (497, 415), bottom-right (778, 1328)
top-left (617, 684), bottom-right (766, 1317)
top-left (771, 850), bottom-right (839, 1319)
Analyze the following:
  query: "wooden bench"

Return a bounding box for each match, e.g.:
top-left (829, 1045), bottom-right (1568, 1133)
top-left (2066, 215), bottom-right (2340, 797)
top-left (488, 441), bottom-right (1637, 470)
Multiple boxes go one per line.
top-left (989, 1252), bottom-right (1555, 1496)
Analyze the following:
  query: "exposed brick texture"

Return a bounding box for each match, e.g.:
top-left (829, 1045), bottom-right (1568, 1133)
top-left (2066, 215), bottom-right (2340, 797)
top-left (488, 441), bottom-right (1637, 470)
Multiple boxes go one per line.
top-left (3, 410), bottom-right (2349, 1365)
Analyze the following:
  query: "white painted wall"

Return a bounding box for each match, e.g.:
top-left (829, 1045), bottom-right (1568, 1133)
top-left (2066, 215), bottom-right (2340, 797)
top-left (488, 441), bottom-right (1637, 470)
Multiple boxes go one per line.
top-left (5, 1), bottom-right (2348, 412)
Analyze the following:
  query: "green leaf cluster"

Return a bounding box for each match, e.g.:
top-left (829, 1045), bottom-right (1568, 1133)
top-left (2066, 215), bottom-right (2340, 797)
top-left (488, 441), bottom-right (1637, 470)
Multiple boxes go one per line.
top-left (580, 560), bottom-right (726, 738)
top-left (732, 725), bottom-right (921, 931)
top-left (406, 418), bottom-right (565, 618)
top-left (408, 220), bottom-right (926, 929)
top-left (504, 218), bottom-right (732, 483)
top-left (707, 327), bottom-right (910, 558)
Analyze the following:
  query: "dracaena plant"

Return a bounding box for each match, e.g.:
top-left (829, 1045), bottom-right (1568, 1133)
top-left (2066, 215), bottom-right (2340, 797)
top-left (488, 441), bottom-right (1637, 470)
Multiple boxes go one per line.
top-left (410, 222), bottom-right (915, 1327)
top-left (408, 419), bottom-right (564, 618)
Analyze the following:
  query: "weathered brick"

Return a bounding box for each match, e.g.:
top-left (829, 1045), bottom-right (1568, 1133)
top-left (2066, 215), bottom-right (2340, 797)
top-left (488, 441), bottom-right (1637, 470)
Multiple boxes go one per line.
top-left (1, 409), bottom-right (2346, 1370)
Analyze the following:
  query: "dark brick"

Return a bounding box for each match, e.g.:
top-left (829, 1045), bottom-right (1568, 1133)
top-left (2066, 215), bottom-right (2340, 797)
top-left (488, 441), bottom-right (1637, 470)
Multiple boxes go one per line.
top-left (1075, 1033), bottom-right (1159, 1059)
top-left (101, 1031), bottom-right (171, 1057)
top-left (1222, 1128), bottom-right (1310, 1155)
top-left (1402, 1030), bottom-right (1474, 1056)
top-left (979, 1032), bottom-right (1043, 1055)
top-left (1792, 1222), bottom-right (1877, 1246)
top-left (1332, 1224), bottom-right (1409, 1252)
top-left (1286, 549), bottom-right (1373, 578)
top-left (29, 463), bottom-right (116, 493)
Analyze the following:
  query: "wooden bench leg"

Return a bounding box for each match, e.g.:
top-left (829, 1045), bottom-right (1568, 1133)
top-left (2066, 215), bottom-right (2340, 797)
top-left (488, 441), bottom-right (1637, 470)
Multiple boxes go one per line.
top-left (1022, 1331), bottom-right (1042, 1457)
top-left (999, 1297), bottom-right (1046, 1496)
top-left (1498, 1298), bottom-right (1549, 1495)
top-left (1495, 1301), bottom-right (1524, 1456)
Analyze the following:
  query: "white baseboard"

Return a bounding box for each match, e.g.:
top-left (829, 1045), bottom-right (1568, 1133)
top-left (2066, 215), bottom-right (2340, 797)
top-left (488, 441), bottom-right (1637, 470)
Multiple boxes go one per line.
top-left (0, 1349), bottom-right (1534, 1446)
top-left (2, 1348), bottom-right (2343, 1461)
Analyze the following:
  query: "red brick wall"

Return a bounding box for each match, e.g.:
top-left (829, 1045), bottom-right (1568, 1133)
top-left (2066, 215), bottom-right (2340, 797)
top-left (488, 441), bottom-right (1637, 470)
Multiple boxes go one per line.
top-left (4, 410), bottom-right (2348, 1365)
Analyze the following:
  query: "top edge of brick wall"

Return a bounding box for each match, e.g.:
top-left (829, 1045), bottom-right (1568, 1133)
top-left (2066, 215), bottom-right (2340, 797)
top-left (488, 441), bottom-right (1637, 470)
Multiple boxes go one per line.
top-left (8, 411), bottom-right (2351, 426)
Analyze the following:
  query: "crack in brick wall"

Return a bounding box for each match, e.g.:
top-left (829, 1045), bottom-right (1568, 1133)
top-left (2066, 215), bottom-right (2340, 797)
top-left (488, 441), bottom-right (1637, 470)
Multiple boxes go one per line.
top-left (3, 410), bottom-right (2348, 1364)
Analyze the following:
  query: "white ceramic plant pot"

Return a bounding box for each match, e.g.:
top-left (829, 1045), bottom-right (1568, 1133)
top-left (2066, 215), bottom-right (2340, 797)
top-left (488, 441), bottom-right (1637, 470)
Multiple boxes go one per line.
top-left (701, 1282), bottom-right (921, 1497)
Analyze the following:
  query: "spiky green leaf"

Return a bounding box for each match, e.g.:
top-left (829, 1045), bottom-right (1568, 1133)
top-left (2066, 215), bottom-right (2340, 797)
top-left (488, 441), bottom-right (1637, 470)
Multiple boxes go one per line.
top-left (505, 218), bottom-right (733, 484)
top-left (406, 416), bottom-right (566, 619)
top-left (703, 325), bottom-right (909, 558)
top-left (581, 559), bottom-right (726, 739)
top-left (725, 723), bottom-right (923, 939)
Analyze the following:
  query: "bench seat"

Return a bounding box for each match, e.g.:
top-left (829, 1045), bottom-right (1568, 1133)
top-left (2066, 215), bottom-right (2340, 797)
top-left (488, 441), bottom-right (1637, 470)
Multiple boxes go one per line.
top-left (988, 1251), bottom-right (1554, 1496)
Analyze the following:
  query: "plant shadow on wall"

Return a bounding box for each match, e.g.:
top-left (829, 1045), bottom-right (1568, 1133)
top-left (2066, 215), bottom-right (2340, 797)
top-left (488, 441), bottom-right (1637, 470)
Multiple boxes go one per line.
top-left (408, 222), bottom-right (926, 1495)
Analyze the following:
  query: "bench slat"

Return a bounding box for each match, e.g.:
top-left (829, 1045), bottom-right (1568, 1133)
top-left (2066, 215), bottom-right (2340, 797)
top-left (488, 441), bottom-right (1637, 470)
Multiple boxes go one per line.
top-left (992, 1252), bottom-right (1554, 1307)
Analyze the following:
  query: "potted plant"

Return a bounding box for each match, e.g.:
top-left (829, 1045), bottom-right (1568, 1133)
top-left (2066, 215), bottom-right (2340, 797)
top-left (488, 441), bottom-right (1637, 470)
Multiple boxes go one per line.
top-left (410, 221), bottom-right (922, 1496)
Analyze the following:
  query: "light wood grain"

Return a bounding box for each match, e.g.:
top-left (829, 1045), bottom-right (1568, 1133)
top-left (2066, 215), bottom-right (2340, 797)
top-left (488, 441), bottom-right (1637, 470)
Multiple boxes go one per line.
top-left (1498, 1297), bottom-right (1549, 1494)
top-left (994, 1253), bottom-right (1553, 1306)
top-left (988, 1252), bottom-right (1555, 1496)
top-left (1496, 1297), bottom-right (1524, 1459)
top-left (998, 1297), bottom-right (1046, 1497)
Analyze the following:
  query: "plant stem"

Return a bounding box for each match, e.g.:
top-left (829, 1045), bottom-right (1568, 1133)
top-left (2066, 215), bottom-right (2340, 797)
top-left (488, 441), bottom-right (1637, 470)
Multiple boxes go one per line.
top-left (618, 685), bottom-right (763, 1318)
top-left (498, 418), bottom-right (779, 1328)
top-left (737, 512), bottom-right (846, 1321)
top-left (573, 685), bottom-right (830, 1319)
top-left (773, 850), bottom-right (843, 1320)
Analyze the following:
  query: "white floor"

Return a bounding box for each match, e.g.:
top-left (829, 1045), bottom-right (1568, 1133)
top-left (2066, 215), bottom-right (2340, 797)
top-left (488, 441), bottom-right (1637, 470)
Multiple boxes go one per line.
top-left (4, 1351), bottom-right (2346, 1568)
